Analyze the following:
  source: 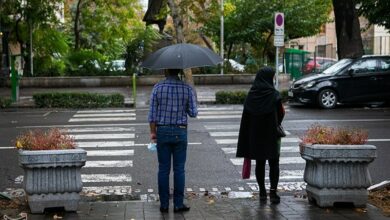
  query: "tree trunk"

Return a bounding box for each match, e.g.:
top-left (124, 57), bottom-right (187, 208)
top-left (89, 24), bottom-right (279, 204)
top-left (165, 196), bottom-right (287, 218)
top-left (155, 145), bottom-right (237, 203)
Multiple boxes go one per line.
top-left (74, 0), bottom-right (83, 50)
top-left (332, 0), bottom-right (364, 59)
top-left (167, 0), bottom-right (194, 86)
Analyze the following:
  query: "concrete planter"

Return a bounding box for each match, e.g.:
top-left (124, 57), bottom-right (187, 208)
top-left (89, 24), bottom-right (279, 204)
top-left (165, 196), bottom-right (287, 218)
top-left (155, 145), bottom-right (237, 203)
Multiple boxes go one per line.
top-left (18, 148), bottom-right (86, 213)
top-left (300, 144), bottom-right (376, 207)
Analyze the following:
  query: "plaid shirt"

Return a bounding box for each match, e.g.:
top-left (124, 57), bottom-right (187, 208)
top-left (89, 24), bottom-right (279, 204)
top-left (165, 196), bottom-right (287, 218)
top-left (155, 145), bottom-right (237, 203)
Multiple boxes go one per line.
top-left (148, 76), bottom-right (198, 125)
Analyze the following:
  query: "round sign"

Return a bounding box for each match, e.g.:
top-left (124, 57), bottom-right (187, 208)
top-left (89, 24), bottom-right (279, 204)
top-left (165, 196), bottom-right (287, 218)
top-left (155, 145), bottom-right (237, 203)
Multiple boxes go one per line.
top-left (276, 14), bottom-right (284, 26)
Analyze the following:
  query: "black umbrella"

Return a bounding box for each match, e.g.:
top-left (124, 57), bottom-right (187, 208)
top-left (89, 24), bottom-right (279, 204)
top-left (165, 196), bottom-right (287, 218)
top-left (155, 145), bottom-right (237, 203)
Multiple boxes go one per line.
top-left (140, 43), bottom-right (223, 70)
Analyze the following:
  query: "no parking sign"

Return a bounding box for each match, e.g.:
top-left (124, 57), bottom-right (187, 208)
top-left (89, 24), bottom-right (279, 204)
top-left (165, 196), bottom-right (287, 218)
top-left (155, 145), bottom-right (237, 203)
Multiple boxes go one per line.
top-left (274, 12), bottom-right (284, 47)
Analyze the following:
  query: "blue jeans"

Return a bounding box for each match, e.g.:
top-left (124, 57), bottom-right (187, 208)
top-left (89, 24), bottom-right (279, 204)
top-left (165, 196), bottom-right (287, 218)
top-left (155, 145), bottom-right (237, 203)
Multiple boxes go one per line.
top-left (156, 126), bottom-right (187, 209)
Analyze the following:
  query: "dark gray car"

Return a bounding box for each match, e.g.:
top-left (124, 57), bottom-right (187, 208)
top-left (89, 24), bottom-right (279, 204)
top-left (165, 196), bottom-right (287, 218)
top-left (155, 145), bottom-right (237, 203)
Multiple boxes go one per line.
top-left (288, 55), bottom-right (390, 109)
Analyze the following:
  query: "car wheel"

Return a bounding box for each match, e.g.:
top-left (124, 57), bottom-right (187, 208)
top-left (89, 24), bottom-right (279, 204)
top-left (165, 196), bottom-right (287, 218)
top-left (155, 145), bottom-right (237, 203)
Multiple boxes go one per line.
top-left (318, 89), bottom-right (337, 109)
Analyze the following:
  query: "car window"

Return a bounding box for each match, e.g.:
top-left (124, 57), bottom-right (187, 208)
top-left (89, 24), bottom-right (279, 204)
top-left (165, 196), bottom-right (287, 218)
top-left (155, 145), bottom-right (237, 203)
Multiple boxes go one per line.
top-left (350, 59), bottom-right (377, 74)
top-left (378, 58), bottom-right (390, 72)
top-left (323, 59), bottom-right (352, 75)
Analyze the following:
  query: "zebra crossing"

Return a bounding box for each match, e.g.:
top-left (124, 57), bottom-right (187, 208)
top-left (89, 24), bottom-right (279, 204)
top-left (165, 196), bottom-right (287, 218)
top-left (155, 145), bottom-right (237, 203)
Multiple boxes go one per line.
top-left (200, 106), bottom-right (307, 192)
top-left (67, 109), bottom-right (136, 195)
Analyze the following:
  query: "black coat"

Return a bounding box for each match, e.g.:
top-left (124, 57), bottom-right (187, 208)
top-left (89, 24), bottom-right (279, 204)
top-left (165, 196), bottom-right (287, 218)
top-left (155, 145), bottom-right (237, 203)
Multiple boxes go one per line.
top-left (236, 100), bottom-right (284, 160)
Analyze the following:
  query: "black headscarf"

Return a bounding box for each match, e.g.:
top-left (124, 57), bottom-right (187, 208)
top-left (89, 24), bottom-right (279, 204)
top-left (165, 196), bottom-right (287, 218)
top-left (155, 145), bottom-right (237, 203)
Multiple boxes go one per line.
top-left (244, 67), bottom-right (281, 115)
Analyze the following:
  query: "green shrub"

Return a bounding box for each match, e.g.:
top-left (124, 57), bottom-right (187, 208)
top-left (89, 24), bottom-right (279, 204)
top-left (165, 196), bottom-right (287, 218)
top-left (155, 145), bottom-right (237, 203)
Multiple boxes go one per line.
top-left (34, 56), bottom-right (66, 77)
top-left (33, 92), bottom-right (124, 108)
top-left (216, 90), bottom-right (289, 105)
top-left (215, 90), bottom-right (247, 104)
top-left (0, 97), bottom-right (12, 108)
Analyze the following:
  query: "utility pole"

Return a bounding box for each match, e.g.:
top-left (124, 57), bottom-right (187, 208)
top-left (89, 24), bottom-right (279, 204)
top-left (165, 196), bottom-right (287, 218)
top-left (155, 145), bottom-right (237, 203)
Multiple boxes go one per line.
top-left (220, 0), bottom-right (224, 75)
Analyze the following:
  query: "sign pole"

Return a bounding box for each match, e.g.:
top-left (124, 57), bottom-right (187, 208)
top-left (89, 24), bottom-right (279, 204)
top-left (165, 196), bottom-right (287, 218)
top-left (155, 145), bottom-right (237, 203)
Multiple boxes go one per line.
top-left (274, 12), bottom-right (284, 90)
top-left (275, 47), bottom-right (279, 89)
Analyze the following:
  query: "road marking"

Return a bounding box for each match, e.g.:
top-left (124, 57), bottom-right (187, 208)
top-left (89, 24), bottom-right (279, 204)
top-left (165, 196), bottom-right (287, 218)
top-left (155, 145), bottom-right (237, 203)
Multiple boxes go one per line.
top-left (69, 117), bottom-right (136, 122)
top-left (65, 127), bottom-right (135, 133)
top-left (87, 150), bottom-right (134, 156)
top-left (72, 133), bottom-right (134, 140)
top-left (18, 123), bottom-right (148, 128)
top-left (198, 107), bottom-right (243, 111)
top-left (199, 111), bottom-right (242, 115)
top-left (210, 132), bottom-right (238, 137)
top-left (197, 115), bottom-right (242, 119)
top-left (85, 160), bottom-right (133, 168)
top-left (0, 147), bottom-right (15, 150)
top-left (216, 137), bottom-right (300, 144)
top-left (76, 110), bottom-right (135, 113)
top-left (133, 142), bottom-right (202, 146)
top-left (73, 113), bottom-right (136, 117)
top-left (368, 139), bottom-right (390, 142)
top-left (222, 147), bottom-right (299, 154)
top-left (247, 170), bottom-right (304, 181)
top-left (77, 141), bottom-right (134, 148)
top-left (204, 124), bottom-right (240, 130)
top-left (231, 157), bottom-right (305, 165)
top-left (81, 174), bottom-right (132, 183)
top-left (42, 111), bottom-right (52, 117)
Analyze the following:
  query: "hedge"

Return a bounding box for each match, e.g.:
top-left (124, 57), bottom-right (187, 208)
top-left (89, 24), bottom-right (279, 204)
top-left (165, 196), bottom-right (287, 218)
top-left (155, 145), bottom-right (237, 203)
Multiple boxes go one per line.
top-left (33, 92), bottom-right (124, 108)
top-left (0, 97), bottom-right (12, 108)
top-left (215, 89), bottom-right (288, 104)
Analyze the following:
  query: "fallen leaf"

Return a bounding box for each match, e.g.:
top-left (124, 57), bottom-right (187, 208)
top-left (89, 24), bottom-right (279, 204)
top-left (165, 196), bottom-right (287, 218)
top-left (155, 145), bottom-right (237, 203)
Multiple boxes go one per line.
top-left (53, 214), bottom-right (63, 219)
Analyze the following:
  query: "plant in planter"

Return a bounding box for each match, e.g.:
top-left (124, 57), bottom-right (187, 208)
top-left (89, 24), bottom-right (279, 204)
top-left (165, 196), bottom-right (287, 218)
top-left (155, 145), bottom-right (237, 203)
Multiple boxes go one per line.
top-left (16, 128), bottom-right (86, 213)
top-left (300, 124), bottom-right (376, 207)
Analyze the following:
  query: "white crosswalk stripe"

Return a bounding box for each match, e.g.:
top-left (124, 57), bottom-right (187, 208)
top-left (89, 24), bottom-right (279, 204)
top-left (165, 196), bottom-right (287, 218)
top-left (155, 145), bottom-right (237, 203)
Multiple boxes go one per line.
top-left (69, 110), bottom-right (136, 190)
top-left (201, 106), bottom-right (303, 192)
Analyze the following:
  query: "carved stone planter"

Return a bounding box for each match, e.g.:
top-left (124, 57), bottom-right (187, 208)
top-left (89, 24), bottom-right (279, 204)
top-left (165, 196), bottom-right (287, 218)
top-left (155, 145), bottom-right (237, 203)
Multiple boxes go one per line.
top-left (18, 149), bottom-right (86, 213)
top-left (300, 144), bottom-right (376, 207)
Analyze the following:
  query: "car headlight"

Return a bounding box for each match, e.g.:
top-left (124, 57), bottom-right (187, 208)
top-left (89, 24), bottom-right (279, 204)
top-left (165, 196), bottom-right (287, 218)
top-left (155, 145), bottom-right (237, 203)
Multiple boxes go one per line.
top-left (303, 81), bottom-right (316, 89)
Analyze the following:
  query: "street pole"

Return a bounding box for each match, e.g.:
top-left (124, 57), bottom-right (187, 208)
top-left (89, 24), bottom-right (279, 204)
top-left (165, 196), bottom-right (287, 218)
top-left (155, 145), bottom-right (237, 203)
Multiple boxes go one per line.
top-left (220, 0), bottom-right (224, 75)
top-left (275, 47), bottom-right (279, 90)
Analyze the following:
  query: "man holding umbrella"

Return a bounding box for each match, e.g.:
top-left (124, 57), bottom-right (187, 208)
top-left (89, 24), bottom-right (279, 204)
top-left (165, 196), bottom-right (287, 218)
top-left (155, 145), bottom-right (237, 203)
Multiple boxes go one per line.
top-left (144, 43), bottom-right (222, 213)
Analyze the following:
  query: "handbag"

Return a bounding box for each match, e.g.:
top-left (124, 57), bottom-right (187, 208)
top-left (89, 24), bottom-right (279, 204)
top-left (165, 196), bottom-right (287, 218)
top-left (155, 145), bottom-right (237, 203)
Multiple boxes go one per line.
top-left (275, 107), bottom-right (286, 138)
top-left (242, 158), bottom-right (251, 179)
top-left (276, 124), bottom-right (286, 137)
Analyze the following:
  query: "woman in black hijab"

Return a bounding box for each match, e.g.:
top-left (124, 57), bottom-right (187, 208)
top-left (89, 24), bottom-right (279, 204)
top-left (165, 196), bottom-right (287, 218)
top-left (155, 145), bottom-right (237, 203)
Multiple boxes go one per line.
top-left (236, 67), bottom-right (285, 204)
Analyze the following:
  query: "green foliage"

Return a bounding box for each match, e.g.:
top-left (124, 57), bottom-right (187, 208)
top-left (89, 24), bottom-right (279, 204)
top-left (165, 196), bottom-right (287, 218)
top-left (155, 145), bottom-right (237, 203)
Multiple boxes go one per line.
top-left (358, 0), bottom-right (390, 31)
top-left (64, 49), bottom-right (106, 75)
top-left (125, 26), bottom-right (162, 73)
top-left (34, 56), bottom-right (66, 77)
top-left (33, 93), bottom-right (124, 108)
top-left (215, 90), bottom-right (247, 104)
top-left (0, 97), bottom-right (12, 108)
top-left (198, 0), bottom-right (332, 63)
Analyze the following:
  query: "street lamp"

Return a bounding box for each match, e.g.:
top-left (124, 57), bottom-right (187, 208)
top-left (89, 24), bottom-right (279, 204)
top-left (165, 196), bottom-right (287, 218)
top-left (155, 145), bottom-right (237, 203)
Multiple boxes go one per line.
top-left (220, 0), bottom-right (224, 75)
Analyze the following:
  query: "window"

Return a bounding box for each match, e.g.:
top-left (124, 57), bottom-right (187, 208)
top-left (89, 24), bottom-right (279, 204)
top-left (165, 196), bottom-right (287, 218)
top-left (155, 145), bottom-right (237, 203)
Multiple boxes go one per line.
top-left (378, 58), bottom-right (390, 72)
top-left (350, 59), bottom-right (378, 74)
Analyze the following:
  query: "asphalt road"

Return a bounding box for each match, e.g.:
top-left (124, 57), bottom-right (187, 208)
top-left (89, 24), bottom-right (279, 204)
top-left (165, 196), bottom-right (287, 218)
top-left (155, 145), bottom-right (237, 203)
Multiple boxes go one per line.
top-left (0, 104), bottom-right (389, 197)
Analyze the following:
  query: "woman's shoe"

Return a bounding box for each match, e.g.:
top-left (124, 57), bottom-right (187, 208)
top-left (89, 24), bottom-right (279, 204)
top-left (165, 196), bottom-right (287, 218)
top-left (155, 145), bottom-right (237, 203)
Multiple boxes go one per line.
top-left (269, 189), bottom-right (280, 204)
top-left (259, 190), bottom-right (267, 202)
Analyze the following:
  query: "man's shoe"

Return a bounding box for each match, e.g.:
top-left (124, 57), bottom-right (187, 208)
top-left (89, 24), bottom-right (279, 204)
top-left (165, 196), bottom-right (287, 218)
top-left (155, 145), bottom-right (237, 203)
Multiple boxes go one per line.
top-left (269, 189), bottom-right (280, 204)
top-left (160, 207), bottom-right (169, 213)
top-left (174, 205), bottom-right (190, 213)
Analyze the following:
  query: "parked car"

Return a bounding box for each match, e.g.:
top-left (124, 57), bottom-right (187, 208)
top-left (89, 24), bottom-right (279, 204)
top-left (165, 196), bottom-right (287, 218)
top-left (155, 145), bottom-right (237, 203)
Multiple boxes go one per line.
top-left (288, 55), bottom-right (390, 109)
top-left (108, 59), bottom-right (126, 71)
top-left (302, 57), bottom-right (337, 74)
top-left (226, 59), bottom-right (245, 72)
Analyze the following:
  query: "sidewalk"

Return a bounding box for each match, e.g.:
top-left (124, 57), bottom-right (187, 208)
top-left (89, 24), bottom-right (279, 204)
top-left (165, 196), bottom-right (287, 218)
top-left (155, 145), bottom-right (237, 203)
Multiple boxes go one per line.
top-left (1, 195), bottom-right (387, 220)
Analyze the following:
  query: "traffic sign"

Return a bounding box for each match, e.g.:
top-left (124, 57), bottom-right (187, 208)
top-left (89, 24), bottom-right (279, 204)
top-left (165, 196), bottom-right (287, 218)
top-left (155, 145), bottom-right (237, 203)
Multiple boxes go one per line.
top-left (274, 12), bottom-right (284, 47)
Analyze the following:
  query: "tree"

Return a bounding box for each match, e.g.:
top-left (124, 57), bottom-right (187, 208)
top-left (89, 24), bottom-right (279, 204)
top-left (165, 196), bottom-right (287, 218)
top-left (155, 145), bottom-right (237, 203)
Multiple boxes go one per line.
top-left (358, 0), bottom-right (390, 31)
top-left (200, 0), bottom-right (332, 63)
top-left (0, 0), bottom-right (63, 76)
top-left (332, 0), bottom-right (364, 59)
top-left (67, 0), bottom-right (141, 59)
